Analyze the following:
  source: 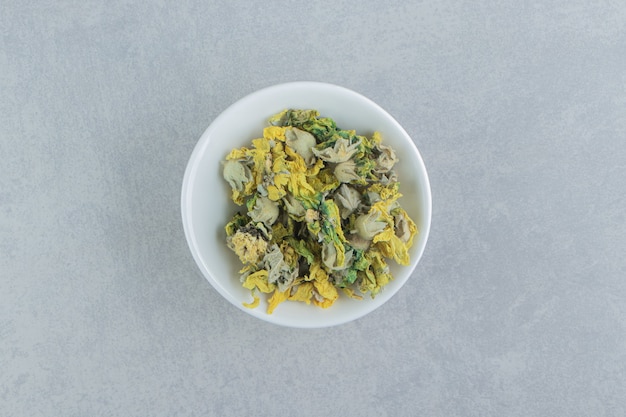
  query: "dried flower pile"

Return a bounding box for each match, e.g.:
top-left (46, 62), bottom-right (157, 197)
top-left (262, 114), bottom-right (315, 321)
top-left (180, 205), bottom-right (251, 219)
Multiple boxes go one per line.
top-left (222, 109), bottom-right (417, 313)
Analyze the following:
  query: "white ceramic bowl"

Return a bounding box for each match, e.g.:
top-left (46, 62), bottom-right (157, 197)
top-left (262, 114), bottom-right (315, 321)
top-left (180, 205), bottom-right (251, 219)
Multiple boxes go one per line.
top-left (181, 81), bottom-right (431, 328)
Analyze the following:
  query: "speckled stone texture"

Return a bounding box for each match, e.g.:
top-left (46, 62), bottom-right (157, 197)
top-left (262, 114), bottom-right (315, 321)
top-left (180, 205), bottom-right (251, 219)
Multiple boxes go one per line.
top-left (1, 1), bottom-right (625, 416)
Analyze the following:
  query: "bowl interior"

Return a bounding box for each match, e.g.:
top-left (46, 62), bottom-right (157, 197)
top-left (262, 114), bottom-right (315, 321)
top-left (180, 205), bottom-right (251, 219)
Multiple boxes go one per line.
top-left (181, 82), bottom-right (431, 328)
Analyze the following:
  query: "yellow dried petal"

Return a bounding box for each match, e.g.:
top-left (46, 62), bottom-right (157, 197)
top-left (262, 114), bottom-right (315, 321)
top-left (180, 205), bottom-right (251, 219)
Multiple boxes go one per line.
top-left (288, 155), bottom-right (308, 174)
top-left (376, 235), bottom-right (410, 266)
top-left (272, 155), bottom-right (290, 173)
top-left (288, 282), bottom-right (314, 304)
top-left (267, 184), bottom-right (285, 201)
top-left (368, 182), bottom-right (401, 202)
top-left (289, 173), bottom-right (316, 200)
top-left (393, 208), bottom-right (418, 248)
top-left (231, 189), bottom-right (244, 205)
top-left (322, 200), bottom-right (346, 243)
top-left (372, 226), bottom-right (395, 243)
top-left (273, 173), bottom-right (289, 187)
top-left (375, 272), bottom-right (391, 289)
top-left (238, 264), bottom-right (255, 274)
top-left (280, 241), bottom-right (299, 268)
top-left (252, 137), bottom-right (271, 152)
top-left (309, 261), bottom-right (327, 281)
top-left (226, 148), bottom-right (250, 160)
top-left (313, 274), bottom-right (338, 302)
top-left (306, 158), bottom-right (325, 177)
top-left (284, 144), bottom-right (305, 165)
top-left (267, 289), bottom-right (289, 314)
top-left (263, 126), bottom-right (286, 141)
top-left (371, 200), bottom-right (397, 220)
top-left (372, 131), bottom-right (382, 145)
top-left (271, 141), bottom-right (284, 155)
top-left (242, 270), bottom-right (274, 293)
top-left (360, 249), bottom-right (394, 295)
top-left (308, 172), bottom-right (339, 194)
top-left (242, 294), bottom-right (260, 309)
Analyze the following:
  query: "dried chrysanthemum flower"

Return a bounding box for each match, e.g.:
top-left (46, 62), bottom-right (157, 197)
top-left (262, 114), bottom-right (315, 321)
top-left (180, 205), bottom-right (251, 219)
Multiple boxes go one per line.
top-left (333, 160), bottom-right (361, 183)
top-left (354, 210), bottom-right (388, 241)
top-left (282, 194), bottom-right (306, 219)
top-left (312, 137), bottom-right (360, 163)
top-left (334, 184), bottom-right (361, 219)
top-left (227, 229), bottom-right (268, 265)
top-left (394, 210), bottom-right (414, 243)
top-left (378, 170), bottom-right (398, 186)
top-left (223, 160), bottom-right (252, 191)
top-left (347, 232), bottom-right (371, 251)
top-left (321, 241), bottom-right (354, 271)
top-left (285, 127), bottom-right (317, 165)
top-left (248, 196), bottom-right (279, 226)
top-left (374, 143), bottom-right (398, 173)
top-left (263, 244), bottom-right (298, 292)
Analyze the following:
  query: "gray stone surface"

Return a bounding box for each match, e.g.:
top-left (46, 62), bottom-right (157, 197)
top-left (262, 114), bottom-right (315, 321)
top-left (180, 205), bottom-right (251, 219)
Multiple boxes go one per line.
top-left (1, 1), bottom-right (625, 416)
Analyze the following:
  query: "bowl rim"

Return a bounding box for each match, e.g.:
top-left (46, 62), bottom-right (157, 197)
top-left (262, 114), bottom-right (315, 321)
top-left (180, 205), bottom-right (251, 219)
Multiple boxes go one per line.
top-left (181, 81), bottom-right (432, 328)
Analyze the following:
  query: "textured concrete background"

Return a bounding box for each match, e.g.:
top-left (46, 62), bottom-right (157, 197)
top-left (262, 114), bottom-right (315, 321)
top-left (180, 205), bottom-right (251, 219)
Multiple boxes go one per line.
top-left (1, 1), bottom-right (625, 416)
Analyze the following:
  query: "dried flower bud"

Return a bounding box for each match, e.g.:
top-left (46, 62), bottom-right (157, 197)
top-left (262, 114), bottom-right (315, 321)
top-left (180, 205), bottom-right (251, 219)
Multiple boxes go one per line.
top-left (223, 160), bottom-right (252, 191)
top-left (374, 143), bottom-right (397, 173)
top-left (321, 242), bottom-right (353, 271)
top-left (334, 184), bottom-right (362, 219)
top-left (312, 138), bottom-right (360, 163)
top-left (334, 160), bottom-right (361, 183)
top-left (285, 127), bottom-right (317, 165)
top-left (282, 194), bottom-right (306, 218)
top-left (248, 196), bottom-right (279, 226)
top-left (263, 244), bottom-right (297, 292)
top-left (354, 210), bottom-right (387, 240)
